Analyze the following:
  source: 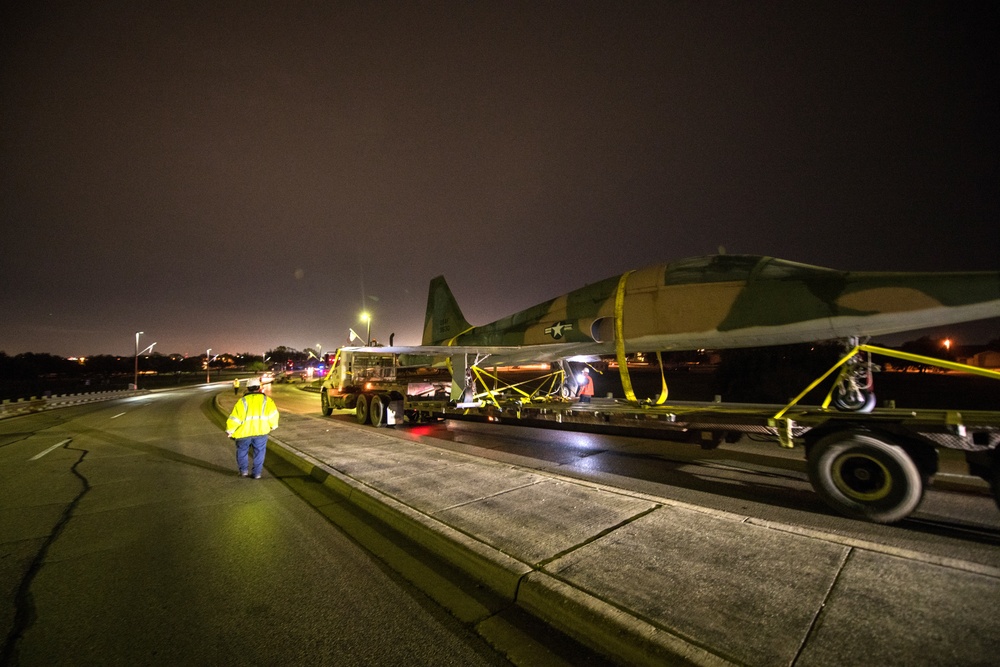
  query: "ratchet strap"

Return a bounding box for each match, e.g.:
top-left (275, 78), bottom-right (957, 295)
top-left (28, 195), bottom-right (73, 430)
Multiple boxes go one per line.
top-left (614, 270), bottom-right (668, 405)
top-left (614, 272), bottom-right (638, 402)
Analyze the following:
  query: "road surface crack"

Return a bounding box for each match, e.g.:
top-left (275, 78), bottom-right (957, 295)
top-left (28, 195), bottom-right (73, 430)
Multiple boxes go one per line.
top-left (1, 440), bottom-right (89, 667)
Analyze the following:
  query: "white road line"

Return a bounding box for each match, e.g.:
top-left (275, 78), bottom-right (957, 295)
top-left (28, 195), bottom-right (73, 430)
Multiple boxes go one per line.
top-left (29, 439), bottom-right (72, 461)
top-left (110, 412), bottom-right (127, 419)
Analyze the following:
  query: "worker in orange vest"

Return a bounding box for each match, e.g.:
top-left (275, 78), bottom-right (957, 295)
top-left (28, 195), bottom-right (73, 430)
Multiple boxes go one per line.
top-left (578, 368), bottom-right (594, 403)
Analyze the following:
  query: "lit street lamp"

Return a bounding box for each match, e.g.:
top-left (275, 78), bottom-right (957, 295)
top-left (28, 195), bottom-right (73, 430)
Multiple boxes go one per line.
top-left (134, 331), bottom-right (144, 389)
top-left (206, 348), bottom-right (212, 383)
top-left (360, 312), bottom-right (371, 346)
top-left (307, 343), bottom-right (324, 363)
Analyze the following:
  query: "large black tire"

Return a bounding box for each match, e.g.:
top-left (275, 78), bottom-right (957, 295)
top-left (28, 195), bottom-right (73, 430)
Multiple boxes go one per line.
top-left (808, 430), bottom-right (924, 523)
top-left (990, 454), bottom-right (1000, 513)
top-left (369, 394), bottom-right (387, 428)
top-left (321, 393), bottom-right (333, 416)
top-left (355, 393), bottom-right (370, 425)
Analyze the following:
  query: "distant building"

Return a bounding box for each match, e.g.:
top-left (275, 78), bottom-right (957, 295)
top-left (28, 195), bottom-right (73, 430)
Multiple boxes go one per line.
top-left (958, 349), bottom-right (1000, 370)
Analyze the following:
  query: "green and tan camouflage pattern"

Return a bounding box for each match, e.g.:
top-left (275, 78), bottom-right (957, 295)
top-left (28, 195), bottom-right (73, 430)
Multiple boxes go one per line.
top-left (423, 255), bottom-right (1000, 356)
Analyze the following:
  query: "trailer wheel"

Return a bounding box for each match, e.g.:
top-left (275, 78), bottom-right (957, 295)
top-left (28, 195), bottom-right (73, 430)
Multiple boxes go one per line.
top-left (355, 393), bottom-right (370, 424)
top-left (369, 394), bottom-right (388, 427)
top-left (321, 393), bottom-right (333, 416)
top-left (990, 454), bottom-right (1000, 512)
top-left (808, 431), bottom-right (924, 523)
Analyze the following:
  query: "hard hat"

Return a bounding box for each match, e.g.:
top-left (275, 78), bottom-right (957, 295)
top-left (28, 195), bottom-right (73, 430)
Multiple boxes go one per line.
top-left (247, 378), bottom-right (262, 390)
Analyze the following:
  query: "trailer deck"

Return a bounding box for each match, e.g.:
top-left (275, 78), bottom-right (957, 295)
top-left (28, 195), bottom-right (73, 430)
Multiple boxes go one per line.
top-left (322, 347), bottom-right (1000, 523)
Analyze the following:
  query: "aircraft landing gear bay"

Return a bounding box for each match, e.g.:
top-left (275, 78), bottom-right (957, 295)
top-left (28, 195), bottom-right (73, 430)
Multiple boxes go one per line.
top-left (807, 430), bottom-right (928, 523)
top-left (831, 384), bottom-right (876, 413)
top-left (831, 340), bottom-right (877, 413)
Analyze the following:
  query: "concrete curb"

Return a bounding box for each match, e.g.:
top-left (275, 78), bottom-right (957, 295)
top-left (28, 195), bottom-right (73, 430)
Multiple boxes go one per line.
top-left (265, 437), bottom-right (533, 600)
top-left (517, 571), bottom-right (736, 667)
top-left (262, 436), bottom-right (739, 666)
top-left (216, 392), bottom-right (722, 665)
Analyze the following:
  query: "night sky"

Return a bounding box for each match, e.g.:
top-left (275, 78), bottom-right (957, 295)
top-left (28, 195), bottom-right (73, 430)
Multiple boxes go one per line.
top-left (2, 2), bottom-right (997, 358)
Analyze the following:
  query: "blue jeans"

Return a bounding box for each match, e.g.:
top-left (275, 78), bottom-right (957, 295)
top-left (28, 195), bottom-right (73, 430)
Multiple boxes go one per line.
top-left (235, 435), bottom-right (268, 477)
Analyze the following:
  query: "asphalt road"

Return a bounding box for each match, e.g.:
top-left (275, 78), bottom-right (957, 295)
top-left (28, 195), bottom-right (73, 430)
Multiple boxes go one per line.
top-left (0, 387), bottom-right (512, 666)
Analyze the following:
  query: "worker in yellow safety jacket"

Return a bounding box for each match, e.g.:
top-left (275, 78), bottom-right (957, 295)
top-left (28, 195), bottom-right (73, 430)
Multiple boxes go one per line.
top-left (226, 377), bottom-right (279, 479)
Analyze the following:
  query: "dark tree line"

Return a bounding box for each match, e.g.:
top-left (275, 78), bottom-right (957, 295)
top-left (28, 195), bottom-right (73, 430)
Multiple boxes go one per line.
top-left (0, 346), bottom-right (323, 401)
top-left (1, 352), bottom-right (212, 378)
top-left (0, 346), bottom-right (325, 379)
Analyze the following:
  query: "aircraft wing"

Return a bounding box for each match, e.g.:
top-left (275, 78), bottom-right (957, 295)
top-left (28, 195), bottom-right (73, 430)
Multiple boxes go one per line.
top-left (341, 343), bottom-right (610, 367)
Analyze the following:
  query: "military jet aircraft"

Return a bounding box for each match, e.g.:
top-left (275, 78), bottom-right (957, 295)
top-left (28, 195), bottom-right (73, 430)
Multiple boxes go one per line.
top-left (371, 254), bottom-right (1000, 408)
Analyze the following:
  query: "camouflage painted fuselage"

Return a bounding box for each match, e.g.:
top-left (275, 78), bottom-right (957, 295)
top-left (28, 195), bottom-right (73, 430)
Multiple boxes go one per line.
top-left (423, 255), bottom-right (1000, 356)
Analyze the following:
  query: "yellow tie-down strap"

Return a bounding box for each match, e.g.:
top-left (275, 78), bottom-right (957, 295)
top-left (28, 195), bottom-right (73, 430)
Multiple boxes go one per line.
top-left (614, 271), bottom-right (668, 405)
top-left (444, 326), bottom-right (476, 380)
top-left (773, 343), bottom-right (1000, 421)
top-left (471, 365), bottom-right (566, 402)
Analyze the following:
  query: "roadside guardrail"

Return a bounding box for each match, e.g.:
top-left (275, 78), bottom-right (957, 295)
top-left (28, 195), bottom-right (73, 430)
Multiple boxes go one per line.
top-left (0, 389), bottom-right (150, 419)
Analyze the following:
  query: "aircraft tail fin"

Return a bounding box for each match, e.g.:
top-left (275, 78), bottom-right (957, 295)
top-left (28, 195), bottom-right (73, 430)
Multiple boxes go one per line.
top-left (422, 276), bottom-right (472, 345)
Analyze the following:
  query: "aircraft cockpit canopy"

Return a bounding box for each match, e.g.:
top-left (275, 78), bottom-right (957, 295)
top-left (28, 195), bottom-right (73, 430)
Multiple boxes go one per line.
top-left (663, 255), bottom-right (841, 286)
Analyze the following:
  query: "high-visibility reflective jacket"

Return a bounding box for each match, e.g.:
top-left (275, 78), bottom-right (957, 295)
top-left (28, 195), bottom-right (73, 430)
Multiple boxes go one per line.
top-left (226, 392), bottom-right (279, 438)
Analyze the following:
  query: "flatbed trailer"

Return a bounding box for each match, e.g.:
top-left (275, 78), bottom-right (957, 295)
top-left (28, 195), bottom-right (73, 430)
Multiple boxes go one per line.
top-left (439, 396), bottom-right (1000, 520)
top-left (321, 348), bottom-right (1000, 523)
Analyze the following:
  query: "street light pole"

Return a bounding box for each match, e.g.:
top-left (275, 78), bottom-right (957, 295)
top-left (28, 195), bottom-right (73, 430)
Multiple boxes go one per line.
top-left (361, 312), bottom-right (371, 346)
top-left (206, 348), bottom-right (212, 383)
top-left (134, 331), bottom-right (144, 389)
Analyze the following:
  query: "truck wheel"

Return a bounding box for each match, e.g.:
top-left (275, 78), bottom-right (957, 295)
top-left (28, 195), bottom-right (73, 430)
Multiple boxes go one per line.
top-left (321, 393), bottom-right (333, 416)
top-left (355, 393), bottom-right (370, 424)
top-left (369, 394), bottom-right (387, 428)
top-left (808, 430), bottom-right (924, 523)
top-left (990, 454), bottom-right (1000, 512)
